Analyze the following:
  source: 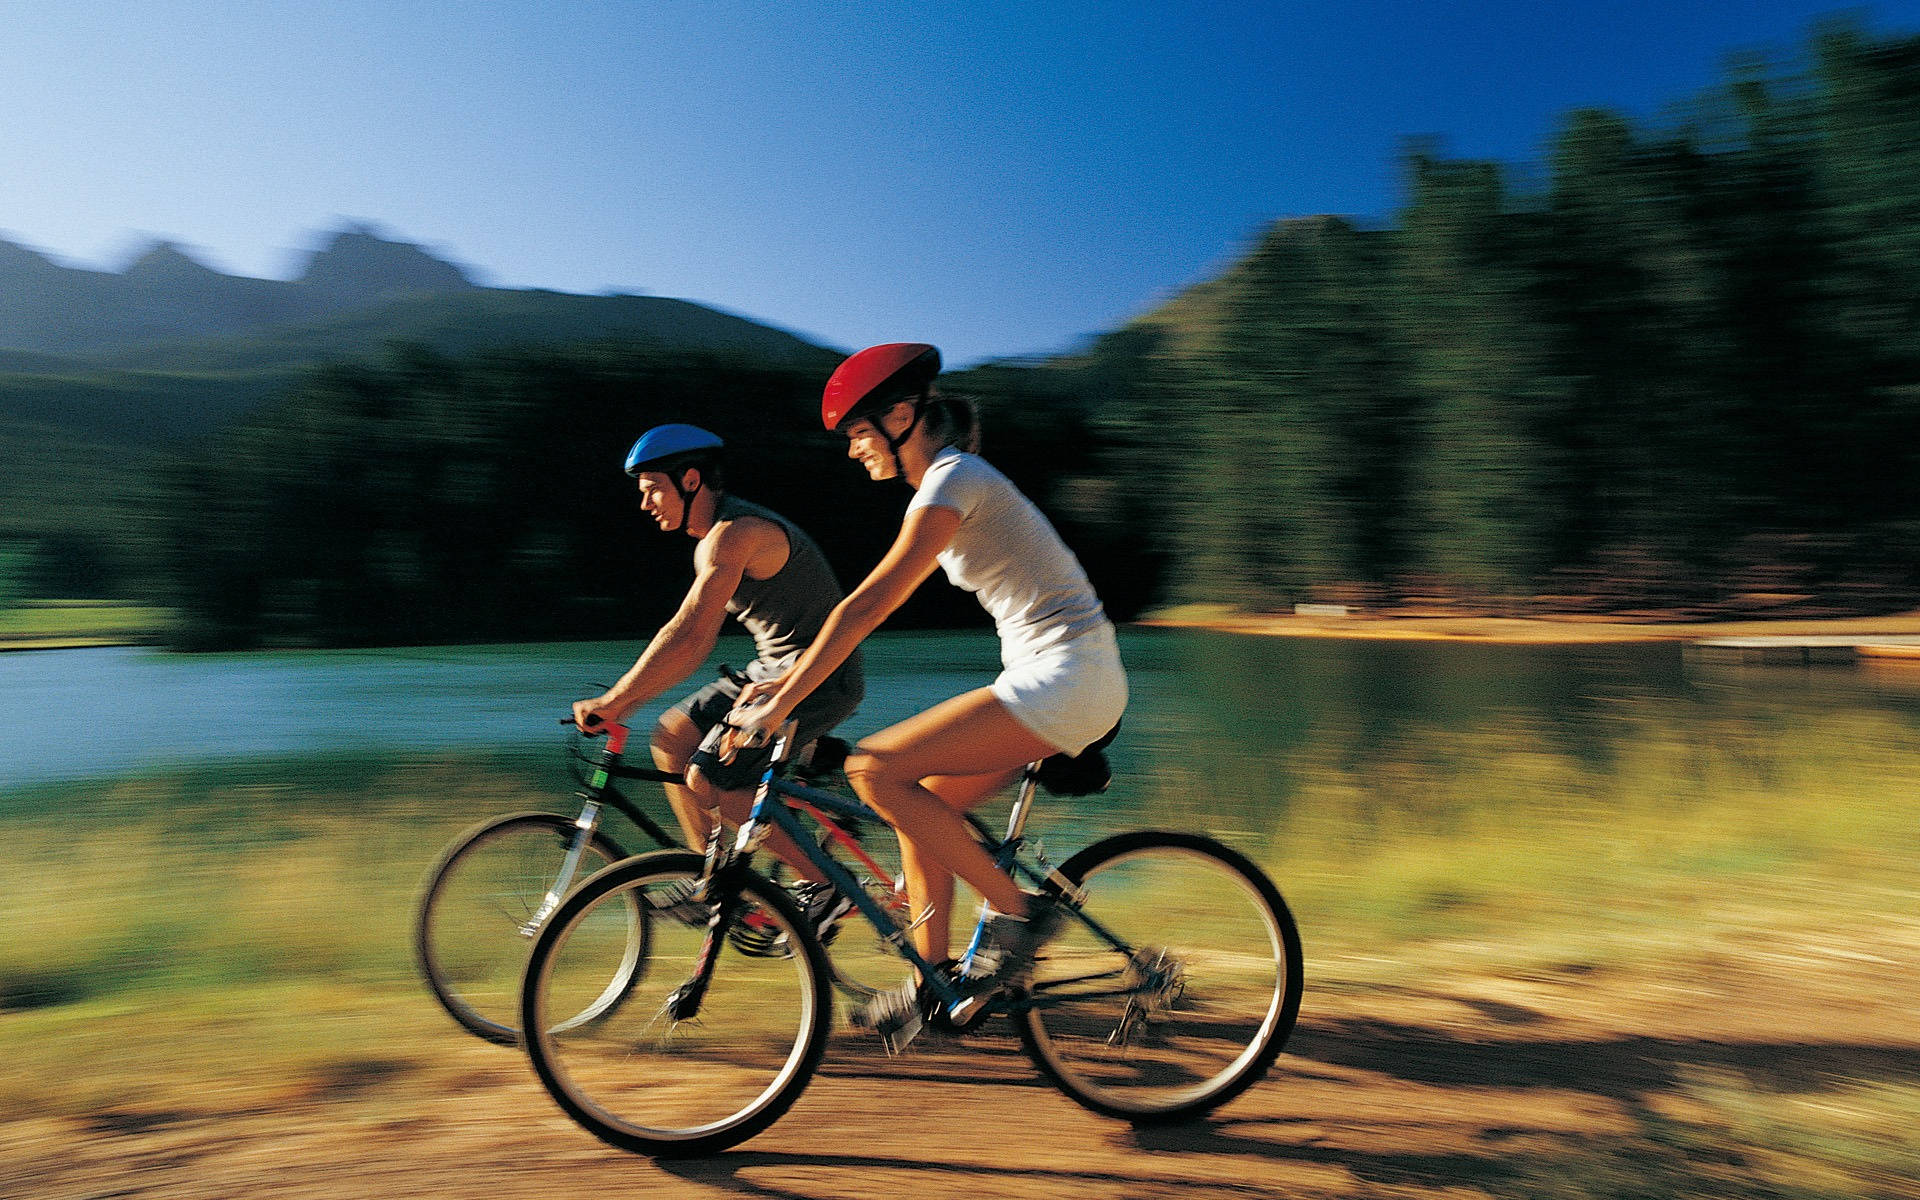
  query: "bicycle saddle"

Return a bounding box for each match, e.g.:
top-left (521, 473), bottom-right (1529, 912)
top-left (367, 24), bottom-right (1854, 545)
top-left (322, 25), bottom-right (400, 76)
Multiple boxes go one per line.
top-left (1034, 721), bottom-right (1120, 796)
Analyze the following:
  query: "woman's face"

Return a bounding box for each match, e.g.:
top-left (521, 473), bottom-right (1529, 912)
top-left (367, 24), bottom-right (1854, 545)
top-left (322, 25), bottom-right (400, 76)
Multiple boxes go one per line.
top-left (842, 403), bottom-right (911, 480)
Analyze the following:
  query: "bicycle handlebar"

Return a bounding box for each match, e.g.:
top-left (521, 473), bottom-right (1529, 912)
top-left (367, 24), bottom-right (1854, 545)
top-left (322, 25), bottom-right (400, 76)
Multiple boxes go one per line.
top-left (723, 721), bottom-right (773, 752)
top-left (563, 715), bottom-right (625, 734)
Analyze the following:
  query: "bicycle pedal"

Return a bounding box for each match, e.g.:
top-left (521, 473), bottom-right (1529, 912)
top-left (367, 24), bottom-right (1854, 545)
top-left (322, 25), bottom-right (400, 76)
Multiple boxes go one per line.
top-left (878, 1011), bottom-right (925, 1056)
top-left (931, 998), bottom-right (981, 1033)
top-left (939, 972), bottom-right (1025, 1032)
top-left (664, 981), bottom-right (704, 1021)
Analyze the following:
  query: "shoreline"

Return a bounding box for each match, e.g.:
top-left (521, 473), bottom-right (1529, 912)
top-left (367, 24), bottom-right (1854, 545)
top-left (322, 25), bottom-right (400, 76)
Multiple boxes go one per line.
top-left (1132, 607), bottom-right (1920, 645)
top-left (0, 636), bottom-right (148, 653)
top-left (13, 609), bottom-right (1920, 652)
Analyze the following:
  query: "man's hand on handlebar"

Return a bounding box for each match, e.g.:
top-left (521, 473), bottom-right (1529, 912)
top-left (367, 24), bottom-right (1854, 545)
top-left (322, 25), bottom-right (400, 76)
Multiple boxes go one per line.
top-left (571, 697), bottom-right (621, 734)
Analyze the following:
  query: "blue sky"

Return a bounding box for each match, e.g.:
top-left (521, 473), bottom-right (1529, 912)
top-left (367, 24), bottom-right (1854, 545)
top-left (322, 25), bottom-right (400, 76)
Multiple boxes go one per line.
top-left (4, 1), bottom-right (1919, 365)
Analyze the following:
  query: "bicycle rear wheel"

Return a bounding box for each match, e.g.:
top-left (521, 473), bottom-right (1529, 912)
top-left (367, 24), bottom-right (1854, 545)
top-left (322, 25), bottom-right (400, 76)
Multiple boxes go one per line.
top-left (521, 850), bottom-right (831, 1158)
top-left (414, 811), bottom-right (640, 1045)
top-left (1014, 830), bottom-right (1302, 1123)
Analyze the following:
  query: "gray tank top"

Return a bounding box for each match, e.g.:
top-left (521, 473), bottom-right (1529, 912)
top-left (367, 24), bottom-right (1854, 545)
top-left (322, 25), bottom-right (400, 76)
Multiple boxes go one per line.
top-left (717, 495), bottom-right (863, 697)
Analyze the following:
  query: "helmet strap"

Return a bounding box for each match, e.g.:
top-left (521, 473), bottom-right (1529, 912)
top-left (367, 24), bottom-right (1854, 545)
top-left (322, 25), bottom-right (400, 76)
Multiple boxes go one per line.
top-left (669, 466), bottom-right (704, 534)
top-left (884, 396), bottom-right (926, 480)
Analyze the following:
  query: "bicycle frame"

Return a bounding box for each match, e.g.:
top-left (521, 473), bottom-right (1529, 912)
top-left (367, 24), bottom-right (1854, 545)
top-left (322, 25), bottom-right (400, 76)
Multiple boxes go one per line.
top-left (519, 722), bottom-right (683, 933)
top-left (515, 717), bottom-right (1302, 1151)
top-left (722, 721), bottom-right (1131, 1021)
top-left (557, 720), bottom-right (906, 935)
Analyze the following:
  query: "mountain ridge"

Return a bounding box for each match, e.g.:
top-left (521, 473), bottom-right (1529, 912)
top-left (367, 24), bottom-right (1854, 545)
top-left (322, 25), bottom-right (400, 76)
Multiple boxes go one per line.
top-left (0, 224), bottom-right (488, 355)
top-left (0, 223), bottom-right (840, 442)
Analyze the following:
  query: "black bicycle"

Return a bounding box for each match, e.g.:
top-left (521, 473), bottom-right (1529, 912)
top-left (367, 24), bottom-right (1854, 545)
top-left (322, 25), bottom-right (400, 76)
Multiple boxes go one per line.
top-left (413, 716), bottom-right (906, 1045)
top-left (518, 715), bottom-right (1304, 1157)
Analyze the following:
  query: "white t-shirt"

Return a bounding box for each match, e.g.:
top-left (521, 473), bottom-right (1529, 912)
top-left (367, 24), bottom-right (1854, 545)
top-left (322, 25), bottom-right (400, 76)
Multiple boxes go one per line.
top-left (906, 447), bottom-right (1111, 665)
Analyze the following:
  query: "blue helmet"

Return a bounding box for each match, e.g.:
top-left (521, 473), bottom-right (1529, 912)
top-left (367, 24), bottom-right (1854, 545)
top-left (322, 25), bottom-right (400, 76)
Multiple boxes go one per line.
top-left (624, 424), bottom-right (723, 533)
top-left (624, 423), bottom-right (724, 477)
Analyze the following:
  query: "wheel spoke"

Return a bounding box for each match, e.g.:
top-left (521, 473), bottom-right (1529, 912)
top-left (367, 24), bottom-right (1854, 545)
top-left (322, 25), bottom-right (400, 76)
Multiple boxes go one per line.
top-left (521, 853), bottom-right (831, 1157)
top-left (415, 813), bottom-right (635, 1045)
top-left (1016, 833), bottom-right (1302, 1121)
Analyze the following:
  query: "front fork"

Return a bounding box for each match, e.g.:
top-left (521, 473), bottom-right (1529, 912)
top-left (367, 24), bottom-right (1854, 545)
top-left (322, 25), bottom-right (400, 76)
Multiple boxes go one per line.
top-left (520, 798), bottom-right (605, 937)
top-left (522, 722), bottom-right (635, 936)
top-left (664, 812), bottom-right (753, 1020)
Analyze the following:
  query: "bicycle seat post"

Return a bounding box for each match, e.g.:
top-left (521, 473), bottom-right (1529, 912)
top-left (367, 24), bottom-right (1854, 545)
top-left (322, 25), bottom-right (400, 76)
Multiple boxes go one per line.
top-left (1001, 763), bottom-right (1044, 845)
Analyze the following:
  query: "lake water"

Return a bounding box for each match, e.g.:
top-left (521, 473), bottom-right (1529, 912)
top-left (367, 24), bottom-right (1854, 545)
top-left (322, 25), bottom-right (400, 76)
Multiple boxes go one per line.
top-left (0, 632), bottom-right (1015, 790)
top-left (6, 628), bottom-right (1920, 852)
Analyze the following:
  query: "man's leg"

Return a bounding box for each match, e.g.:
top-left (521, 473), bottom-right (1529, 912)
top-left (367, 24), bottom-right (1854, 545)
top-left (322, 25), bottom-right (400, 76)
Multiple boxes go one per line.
top-left (657, 711), bottom-right (830, 883)
top-left (651, 710), bottom-right (710, 849)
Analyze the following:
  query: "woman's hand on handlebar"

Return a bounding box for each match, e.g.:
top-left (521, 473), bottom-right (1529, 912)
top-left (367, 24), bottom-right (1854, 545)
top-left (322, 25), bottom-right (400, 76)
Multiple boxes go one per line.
top-left (723, 684), bottom-right (789, 754)
top-left (734, 678), bottom-right (781, 711)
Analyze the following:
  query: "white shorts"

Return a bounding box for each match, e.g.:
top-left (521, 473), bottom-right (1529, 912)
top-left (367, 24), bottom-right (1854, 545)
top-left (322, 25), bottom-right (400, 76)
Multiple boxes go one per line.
top-left (990, 623), bottom-right (1128, 756)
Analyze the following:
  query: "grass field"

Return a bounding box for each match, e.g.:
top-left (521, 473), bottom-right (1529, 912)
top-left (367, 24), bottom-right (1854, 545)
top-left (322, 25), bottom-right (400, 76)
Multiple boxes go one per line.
top-left (0, 599), bottom-right (166, 647)
top-left (2, 726), bottom-right (1916, 1196)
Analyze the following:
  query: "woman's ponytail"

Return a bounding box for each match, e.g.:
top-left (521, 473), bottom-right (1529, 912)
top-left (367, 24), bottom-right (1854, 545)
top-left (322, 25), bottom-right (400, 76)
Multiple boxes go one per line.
top-left (923, 390), bottom-right (980, 454)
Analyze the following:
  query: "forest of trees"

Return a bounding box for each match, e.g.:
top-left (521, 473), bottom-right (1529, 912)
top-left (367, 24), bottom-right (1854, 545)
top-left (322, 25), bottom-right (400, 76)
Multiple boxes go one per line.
top-left (154, 343), bottom-right (1120, 649)
top-left (1053, 22), bottom-right (1920, 617)
top-left (150, 21), bottom-right (1920, 648)
top-left (161, 346), bottom-right (901, 649)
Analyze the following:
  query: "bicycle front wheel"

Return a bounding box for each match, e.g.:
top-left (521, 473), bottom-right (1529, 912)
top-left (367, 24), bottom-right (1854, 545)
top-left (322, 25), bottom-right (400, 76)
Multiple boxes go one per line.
top-left (1014, 830), bottom-right (1302, 1123)
top-left (413, 811), bottom-right (640, 1045)
top-left (521, 850), bottom-right (831, 1158)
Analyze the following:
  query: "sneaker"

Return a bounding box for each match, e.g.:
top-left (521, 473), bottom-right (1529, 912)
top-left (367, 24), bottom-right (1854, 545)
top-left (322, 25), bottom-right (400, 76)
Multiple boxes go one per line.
top-left (944, 893), bottom-right (1065, 1027)
top-left (647, 878), bottom-right (709, 927)
top-left (962, 891), bottom-right (1067, 993)
top-left (848, 975), bottom-right (929, 1055)
top-left (790, 881), bottom-right (856, 946)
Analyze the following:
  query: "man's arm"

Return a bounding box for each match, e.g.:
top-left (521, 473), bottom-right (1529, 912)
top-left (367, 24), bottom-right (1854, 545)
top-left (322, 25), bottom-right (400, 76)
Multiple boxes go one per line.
top-left (730, 504), bottom-right (957, 737)
top-left (572, 520), bottom-right (763, 727)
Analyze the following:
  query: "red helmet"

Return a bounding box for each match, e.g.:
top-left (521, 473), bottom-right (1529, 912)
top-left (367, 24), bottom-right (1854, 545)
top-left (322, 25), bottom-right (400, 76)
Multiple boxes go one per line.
top-left (821, 343), bottom-right (941, 431)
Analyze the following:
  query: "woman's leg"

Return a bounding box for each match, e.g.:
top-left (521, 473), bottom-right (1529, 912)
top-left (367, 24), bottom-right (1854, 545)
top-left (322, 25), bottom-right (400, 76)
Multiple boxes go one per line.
top-left (904, 771), bottom-right (1026, 957)
top-left (844, 688), bottom-right (1056, 962)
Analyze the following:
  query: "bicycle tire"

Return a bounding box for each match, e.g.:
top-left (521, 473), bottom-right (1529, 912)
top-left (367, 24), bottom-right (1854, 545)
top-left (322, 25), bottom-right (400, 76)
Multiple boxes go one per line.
top-left (521, 849), bottom-right (832, 1158)
top-left (1013, 830), bottom-right (1302, 1123)
top-left (413, 811), bottom-right (641, 1045)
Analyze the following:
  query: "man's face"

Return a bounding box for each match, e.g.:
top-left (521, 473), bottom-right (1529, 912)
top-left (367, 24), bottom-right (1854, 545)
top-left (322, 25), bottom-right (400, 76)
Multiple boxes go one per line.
top-left (635, 470), bottom-right (685, 530)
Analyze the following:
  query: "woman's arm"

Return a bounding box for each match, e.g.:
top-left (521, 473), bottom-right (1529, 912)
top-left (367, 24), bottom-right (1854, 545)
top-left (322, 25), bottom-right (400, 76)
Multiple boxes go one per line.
top-left (736, 504), bottom-right (962, 732)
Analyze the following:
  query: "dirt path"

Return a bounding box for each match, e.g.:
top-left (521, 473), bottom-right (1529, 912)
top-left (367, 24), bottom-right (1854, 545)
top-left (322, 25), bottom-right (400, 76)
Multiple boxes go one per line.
top-left (10, 932), bottom-right (1918, 1200)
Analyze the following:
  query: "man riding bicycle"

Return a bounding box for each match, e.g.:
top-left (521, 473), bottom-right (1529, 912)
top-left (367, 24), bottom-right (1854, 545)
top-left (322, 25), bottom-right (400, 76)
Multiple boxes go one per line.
top-left (572, 423), bottom-right (864, 938)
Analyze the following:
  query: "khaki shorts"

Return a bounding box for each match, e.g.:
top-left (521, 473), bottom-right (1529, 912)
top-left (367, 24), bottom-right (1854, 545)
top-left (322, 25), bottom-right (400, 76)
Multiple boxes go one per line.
top-left (677, 661), bottom-right (862, 790)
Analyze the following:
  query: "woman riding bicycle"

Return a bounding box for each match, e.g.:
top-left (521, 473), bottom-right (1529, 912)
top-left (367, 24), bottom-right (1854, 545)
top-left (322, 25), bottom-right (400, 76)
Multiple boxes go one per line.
top-left (731, 342), bottom-right (1127, 1037)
